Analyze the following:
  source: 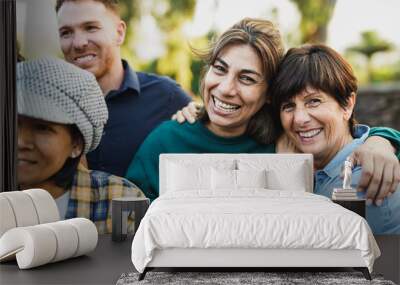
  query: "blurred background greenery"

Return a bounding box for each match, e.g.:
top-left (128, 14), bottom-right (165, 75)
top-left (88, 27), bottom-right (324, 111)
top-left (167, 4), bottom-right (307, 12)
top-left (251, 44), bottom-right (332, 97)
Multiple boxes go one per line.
top-left (17, 0), bottom-right (400, 99)
top-left (118, 0), bottom-right (400, 97)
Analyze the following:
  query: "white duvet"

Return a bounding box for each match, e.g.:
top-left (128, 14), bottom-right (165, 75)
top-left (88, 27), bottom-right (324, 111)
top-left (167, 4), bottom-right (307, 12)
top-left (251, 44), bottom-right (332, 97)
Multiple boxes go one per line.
top-left (131, 190), bottom-right (380, 273)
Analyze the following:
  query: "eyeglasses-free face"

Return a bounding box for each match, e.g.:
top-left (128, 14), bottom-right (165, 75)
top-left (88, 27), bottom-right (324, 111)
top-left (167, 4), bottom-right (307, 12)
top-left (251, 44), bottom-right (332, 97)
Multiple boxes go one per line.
top-left (203, 44), bottom-right (267, 138)
top-left (57, 0), bottom-right (125, 82)
top-left (280, 87), bottom-right (355, 169)
top-left (17, 116), bottom-right (82, 190)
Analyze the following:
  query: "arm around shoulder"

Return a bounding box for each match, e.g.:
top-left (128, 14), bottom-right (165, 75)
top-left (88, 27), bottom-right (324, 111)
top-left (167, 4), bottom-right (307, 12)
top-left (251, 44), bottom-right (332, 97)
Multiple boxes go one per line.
top-left (351, 126), bottom-right (400, 205)
top-left (369, 126), bottom-right (400, 159)
top-left (167, 80), bottom-right (192, 116)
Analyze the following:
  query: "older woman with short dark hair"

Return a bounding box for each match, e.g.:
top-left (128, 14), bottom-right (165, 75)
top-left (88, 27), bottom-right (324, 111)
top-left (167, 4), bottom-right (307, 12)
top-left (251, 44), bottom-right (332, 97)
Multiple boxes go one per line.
top-left (271, 44), bottom-right (400, 234)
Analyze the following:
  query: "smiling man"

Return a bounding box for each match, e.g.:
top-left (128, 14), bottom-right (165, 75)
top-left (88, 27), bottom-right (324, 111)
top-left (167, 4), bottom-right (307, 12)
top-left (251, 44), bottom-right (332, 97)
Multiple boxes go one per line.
top-left (56, 0), bottom-right (191, 177)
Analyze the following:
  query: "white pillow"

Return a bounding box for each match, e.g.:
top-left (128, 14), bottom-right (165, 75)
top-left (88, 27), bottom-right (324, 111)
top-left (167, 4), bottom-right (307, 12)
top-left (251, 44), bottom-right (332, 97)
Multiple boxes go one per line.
top-left (211, 168), bottom-right (236, 190)
top-left (166, 159), bottom-right (236, 192)
top-left (211, 169), bottom-right (267, 190)
top-left (266, 167), bottom-right (307, 192)
top-left (238, 159), bottom-right (308, 192)
top-left (236, 169), bottom-right (267, 189)
top-left (167, 162), bottom-right (211, 191)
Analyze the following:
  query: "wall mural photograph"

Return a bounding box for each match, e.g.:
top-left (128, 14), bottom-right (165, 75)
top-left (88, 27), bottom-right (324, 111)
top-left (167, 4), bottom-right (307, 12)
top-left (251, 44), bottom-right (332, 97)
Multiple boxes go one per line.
top-left (1, 0), bottom-right (400, 284)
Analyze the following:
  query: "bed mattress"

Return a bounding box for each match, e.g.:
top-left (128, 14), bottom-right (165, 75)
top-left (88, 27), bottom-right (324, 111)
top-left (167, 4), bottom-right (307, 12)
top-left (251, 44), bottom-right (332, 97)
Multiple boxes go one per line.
top-left (131, 190), bottom-right (380, 273)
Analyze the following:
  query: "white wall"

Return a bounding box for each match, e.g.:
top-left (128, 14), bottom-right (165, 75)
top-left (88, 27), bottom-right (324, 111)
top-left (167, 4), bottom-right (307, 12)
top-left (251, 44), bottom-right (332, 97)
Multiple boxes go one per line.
top-left (17, 0), bottom-right (61, 59)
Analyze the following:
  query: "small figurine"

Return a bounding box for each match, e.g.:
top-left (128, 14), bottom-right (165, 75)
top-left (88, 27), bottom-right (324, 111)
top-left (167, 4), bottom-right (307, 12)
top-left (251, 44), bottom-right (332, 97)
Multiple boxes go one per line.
top-left (332, 157), bottom-right (357, 200)
top-left (342, 158), bottom-right (353, 190)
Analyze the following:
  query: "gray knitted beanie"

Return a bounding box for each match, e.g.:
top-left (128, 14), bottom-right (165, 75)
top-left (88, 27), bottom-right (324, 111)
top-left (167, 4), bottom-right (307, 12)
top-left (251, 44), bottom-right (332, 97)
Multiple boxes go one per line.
top-left (17, 57), bottom-right (108, 154)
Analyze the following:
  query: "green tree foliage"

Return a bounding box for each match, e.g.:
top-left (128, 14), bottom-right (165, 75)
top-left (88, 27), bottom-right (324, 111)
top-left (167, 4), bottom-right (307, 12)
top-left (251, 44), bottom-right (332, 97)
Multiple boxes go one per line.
top-left (347, 31), bottom-right (393, 82)
top-left (348, 31), bottom-right (393, 59)
top-left (290, 0), bottom-right (337, 43)
top-left (118, 0), bottom-right (199, 92)
top-left (118, 0), bottom-right (141, 67)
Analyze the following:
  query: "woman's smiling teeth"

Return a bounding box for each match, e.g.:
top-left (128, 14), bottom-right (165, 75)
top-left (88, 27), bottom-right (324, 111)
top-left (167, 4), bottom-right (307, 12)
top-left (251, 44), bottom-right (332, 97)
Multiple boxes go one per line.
top-left (298, 128), bottom-right (322, 139)
top-left (212, 96), bottom-right (240, 113)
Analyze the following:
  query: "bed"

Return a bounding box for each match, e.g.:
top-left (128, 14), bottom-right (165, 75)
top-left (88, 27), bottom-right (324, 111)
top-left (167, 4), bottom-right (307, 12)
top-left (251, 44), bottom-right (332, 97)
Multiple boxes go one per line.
top-left (131, 154), bottom-right (380, 280)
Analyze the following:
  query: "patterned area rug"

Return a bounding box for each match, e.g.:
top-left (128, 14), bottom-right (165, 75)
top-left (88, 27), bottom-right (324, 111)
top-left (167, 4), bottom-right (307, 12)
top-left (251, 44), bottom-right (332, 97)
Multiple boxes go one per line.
top-left (117, 271), bottom-right (395, 285)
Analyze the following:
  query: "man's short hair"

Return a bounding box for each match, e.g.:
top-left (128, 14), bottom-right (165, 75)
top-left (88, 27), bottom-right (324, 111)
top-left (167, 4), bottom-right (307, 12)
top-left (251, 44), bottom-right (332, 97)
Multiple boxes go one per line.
top-left (55, 0), bottom-right (120, 15)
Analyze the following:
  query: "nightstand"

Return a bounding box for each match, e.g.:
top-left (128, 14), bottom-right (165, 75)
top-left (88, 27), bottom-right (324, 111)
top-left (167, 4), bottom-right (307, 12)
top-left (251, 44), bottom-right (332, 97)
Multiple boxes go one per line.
top-left (332, 199), bottom-right (366, 218)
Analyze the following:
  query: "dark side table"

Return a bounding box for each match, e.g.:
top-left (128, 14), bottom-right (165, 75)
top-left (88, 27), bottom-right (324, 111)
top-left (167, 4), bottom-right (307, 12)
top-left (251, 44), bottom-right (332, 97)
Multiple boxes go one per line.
top-left (332, 199), bottom-right (366, 218)
top-left (112, 197), bottom-right (150, 242)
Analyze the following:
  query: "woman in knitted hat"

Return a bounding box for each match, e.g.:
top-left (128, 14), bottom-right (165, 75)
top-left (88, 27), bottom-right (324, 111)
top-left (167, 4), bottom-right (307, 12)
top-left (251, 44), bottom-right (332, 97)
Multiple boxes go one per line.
top-left (17, 57), bottom-right (144, 234)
